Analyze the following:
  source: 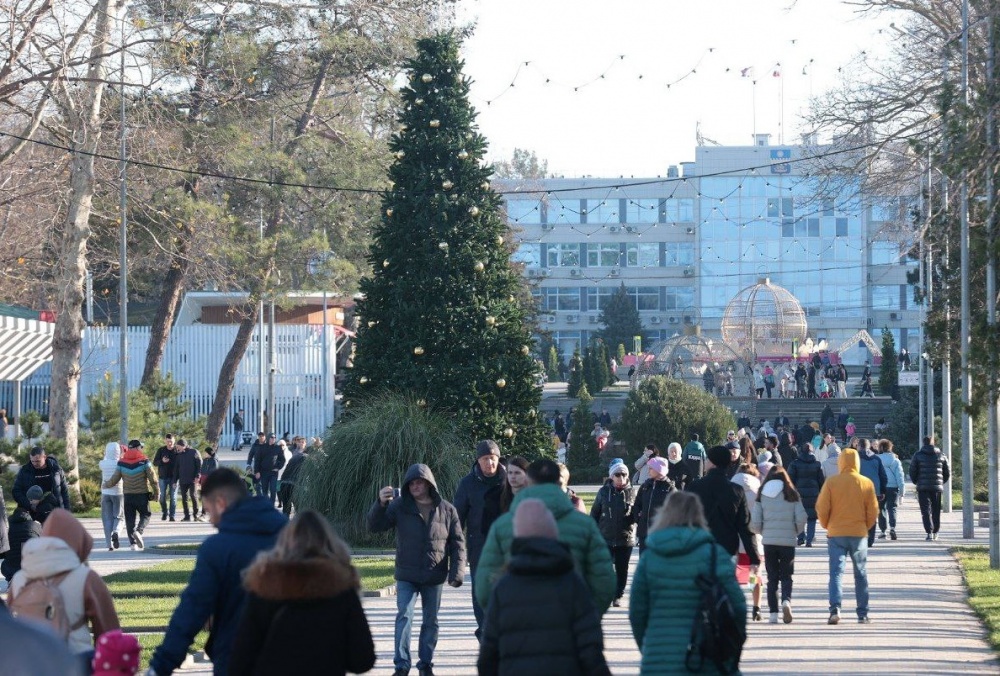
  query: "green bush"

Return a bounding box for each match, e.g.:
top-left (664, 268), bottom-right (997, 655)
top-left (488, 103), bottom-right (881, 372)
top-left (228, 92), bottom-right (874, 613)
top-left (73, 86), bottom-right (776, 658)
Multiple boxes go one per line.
top-left (567, 384), bottom-right (604, 483)
top-left (616, 376), bottom-right (736, 458)
top-left (77, 478), bottom-right (102, 512)
top-left (296, 393), bottom-right (472, 545)
top-left (20, 410), bottom-right (43, 444)
top-left (86, 371), bottom-right (205, 446)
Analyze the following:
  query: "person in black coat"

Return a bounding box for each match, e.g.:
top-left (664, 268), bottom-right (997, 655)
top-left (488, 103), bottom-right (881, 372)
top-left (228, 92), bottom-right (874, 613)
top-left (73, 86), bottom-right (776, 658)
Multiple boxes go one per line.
top-left (665, 443), bottom-right (695, 491)
top-left (478, 498), bottom-right (611, 676)
top-left (229, 510), bottom-right (376, 676)
top-left (1, 507), bottom-right (38, 582)
top-left (12, 448), bottom-right (70, 511)
top-left (253, 433), bottom-right (286, 504)
top-left (909, 436), bottom-right (952, 540)
top-left (590, 461), bottom-right (636, 605)
top-left (246, 431), bottom-right (268, 496)
top-left (632, 457), bottom-right (675, 554)
top-left (787, 444), bottom-right (825, 546)
top-left (777, 432), bottom-right (797, 471)
top-left (685, 446), bottom-right (761, 567)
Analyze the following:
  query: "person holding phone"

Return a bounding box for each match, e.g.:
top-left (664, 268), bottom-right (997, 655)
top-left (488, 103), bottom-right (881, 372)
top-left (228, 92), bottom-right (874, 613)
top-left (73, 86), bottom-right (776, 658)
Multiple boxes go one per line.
top-left (368, 464), bottom-right (466, 676)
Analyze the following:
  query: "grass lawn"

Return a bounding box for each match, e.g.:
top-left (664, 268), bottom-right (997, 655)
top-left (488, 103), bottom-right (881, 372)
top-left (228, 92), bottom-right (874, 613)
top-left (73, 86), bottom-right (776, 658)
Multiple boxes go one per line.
top-left (953, 546), bottom-right (1000, 652)
top-left (576, 491), bottom-right (596, 511)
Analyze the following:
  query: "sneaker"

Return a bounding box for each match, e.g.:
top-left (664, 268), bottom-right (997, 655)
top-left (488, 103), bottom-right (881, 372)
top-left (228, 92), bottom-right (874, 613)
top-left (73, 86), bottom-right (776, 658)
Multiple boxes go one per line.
top-left (858, 616), bottom-right (871, 624)
top-left (932, 533), bottom-right (939, 541)
top-left (132, 531), bottom-right (144, 550)
top-left (108, 547), bottom-right (114, 552)
top-left (195, 514), bottom-right (206, 522)
top-left (878, 531), bottom-right (886, 539)
top-left (805, 542), bottom-right (813, 548)
top-left (890, 529), bottom-right (897, 540)
top-left (926, 533), bottom-right (933, 541)
top-left (169, 516), bottom-right (176, 522)
top-left (827, 609), bottom-right (840, 625)
top-left (392, 670), bottom-right (409, 676)
top-left (769, 612), bottom-right (779, 624)
top-left (182, 516), bottom-right (191, 522)
top-left (130, 544), bottom-right (138, 551)
top-left (111, 532), bottom-right (120, 550)
top-left (161, 513), bottom-right (167, 521)
top-left (418, 668), bottom-right (434, 676)
top-left (612, 598), bottom-right (622, 607)
top-left (782, 600), bottom-right (793, 624)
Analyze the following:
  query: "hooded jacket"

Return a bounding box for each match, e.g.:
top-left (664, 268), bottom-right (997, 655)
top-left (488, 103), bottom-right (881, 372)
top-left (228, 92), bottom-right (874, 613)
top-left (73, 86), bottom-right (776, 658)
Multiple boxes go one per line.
top-left (474, 483), bottom-right (615, 614)
top-left (751, 480), bottom-right (808, 548)
top-left (454, 461), bottom-right (507, 566)
top-left (9, 509), bottom-right (120, 654)
top-left (173, 447), bottom-right (202, 485)
top-left (633, 477), bottom-right (675, 544)
top-left (816, 449), bottom-right (879, 538)
top-left (667, 456), bottom-right (695, 491)
top-left (2, 507), bottom-right (41, 581)
top-left (477, 537), bottom-right (611, 676)
top-left (686, 468), bottom-right (760, 565)
top-left (879, 451), bottom-right (906, 494)
top-left (99, 443), bottom-right (123, 497)
top-left (629, 526), bottom-right (746, 675)
top-left (909, 443), bottom-right (951, 492)
top-left (153, 445), bottom-right (176, 482)
top-left (367, 464), bottom-right (466, 586)
top-left (858, 448), bottom-right (888, 496)
top-left (590, 480), bottom-right (636, 548)
top-left (150, 497), bottom-right (287, 676)
top-left (13, 456), bottom-right (70, 511)
top-left (788, 449), bottom-right (825, 517)
top-left (822, 445), bottom-right (842, 478)
top-left (103, 448), bottom-right (159, 498)
top-left (229, 557), bottom-right (376, 676)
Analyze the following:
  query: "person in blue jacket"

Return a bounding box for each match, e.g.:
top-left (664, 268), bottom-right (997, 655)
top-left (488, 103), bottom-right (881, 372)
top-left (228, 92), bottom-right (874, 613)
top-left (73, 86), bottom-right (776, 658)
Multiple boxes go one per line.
top-left (147, 468), bottom-right (287, 676)
top-left (856, 439), bottom-right (887, 547)
top-left (876, 439), bottom-right (905, 541)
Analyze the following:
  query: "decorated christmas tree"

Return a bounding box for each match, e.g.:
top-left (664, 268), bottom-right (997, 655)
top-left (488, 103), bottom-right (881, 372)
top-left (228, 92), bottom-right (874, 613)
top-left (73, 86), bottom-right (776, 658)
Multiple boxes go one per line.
top-left (343, 33), bottom-right (549, 457)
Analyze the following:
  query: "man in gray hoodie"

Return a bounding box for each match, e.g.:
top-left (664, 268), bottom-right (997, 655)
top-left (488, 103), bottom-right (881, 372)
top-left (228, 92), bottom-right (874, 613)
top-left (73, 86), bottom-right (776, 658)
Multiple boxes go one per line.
top-left (821, 438), bottom-right (842, 479)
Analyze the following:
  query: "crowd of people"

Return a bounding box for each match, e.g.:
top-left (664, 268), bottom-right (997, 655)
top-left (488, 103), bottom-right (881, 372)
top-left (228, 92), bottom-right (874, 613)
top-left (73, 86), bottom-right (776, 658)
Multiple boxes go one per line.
top-left (0, 413), bottom-right (951, 675)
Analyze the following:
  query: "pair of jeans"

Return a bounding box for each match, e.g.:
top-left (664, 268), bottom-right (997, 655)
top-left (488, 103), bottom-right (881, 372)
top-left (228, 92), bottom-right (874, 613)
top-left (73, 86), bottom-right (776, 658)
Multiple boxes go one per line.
top-left (797, 518), bottom-right (817, 545)
top-left (879, 488), bottom-right (900, 532)
top-left (827, 536), bottom-right (869, 617)
top-left (608, 545), bottom-right (633, 599)
top-left (178, 482), bottom-right (196, 518)
top-left (123, 493), bottom-right (151, 545)
top-left (262, 473), bottom-right (279, 503)
top-left (158, 479), bottom-right (176, 518)
top-left (100, 494), bottom-right (123, 549)
top-left (232, 430), bottom-right (243, 450)
top-left (394, 580), bottom-right (443, 671)
top-left (763, 544), bottom-right (795, 613)
top-left (918, 489), bottom-right (943, 534)
top-left (868, 496), bottom-right (886, 546)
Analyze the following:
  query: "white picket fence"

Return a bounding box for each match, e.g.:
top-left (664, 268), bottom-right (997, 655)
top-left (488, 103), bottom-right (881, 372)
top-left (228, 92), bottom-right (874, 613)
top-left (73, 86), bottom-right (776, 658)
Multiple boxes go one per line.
top-left (1, 324), bottom-right (338, 440)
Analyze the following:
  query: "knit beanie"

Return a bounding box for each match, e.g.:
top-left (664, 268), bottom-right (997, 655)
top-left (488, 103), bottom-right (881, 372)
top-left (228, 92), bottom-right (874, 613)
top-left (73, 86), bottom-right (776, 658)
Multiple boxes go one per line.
top-left (476, 439), bottom-right (501, 459)
top-left (26, 485), bottom-right (43, 501)
top-left (707, 445), bottom-right (733, 468)
top-left (608, 461), bottom-right (629, 478)
top-left (92, 630), bottom-right (141, 675)
top-left (513, 498), bottom-right (558, 539)
top-left (646, 457), bottom-right (668, 476)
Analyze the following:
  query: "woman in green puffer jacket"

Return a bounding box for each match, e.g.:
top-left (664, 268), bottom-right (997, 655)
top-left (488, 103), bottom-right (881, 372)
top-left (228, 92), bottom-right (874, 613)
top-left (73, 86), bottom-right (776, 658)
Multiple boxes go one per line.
top-left (629, 491), bottom-right (746, 675)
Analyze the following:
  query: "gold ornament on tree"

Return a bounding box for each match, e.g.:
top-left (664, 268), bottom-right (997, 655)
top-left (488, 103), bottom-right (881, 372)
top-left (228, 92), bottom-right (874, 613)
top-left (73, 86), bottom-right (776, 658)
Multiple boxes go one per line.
top-left (503, 427), bottom-right (514, 438)
top-left (485, 315), bottom-right (496, 327)
top-left (481, 181), bottom-right (490, 190)
top-left (382, 259), bottom-right (390, 268)
top-left (415, 98), bottom-right (424, 105)
top-left (386, 208), bottom-right (393, 217)
top-left (395, 150), bottom-right (405, 159)
top-left (417, 398), bottom-right (427, 407)
top-left (458, 149), bottom-right (469, 160)
top-left (359, 376), bottom-right (369, 384)
top-left (413, 346), bottom-right (425, 356)
top-left (421, 73), bottom-right (433, 83)
top-left (442, 180), bottom-right (454, 190)
top-left (496, 235), bottom-right (504, 245)
top-left (496, 378), bottom-right (506, 388)
top-left (429, 119), bottom-right (440, 128)
top-left (469, 206), bottom-right (480, 216)
top-left (367, 320), bottom-right (376, 328)
top-left (438, 242), bottom-right (449, 250)
top-left (520, 345), bottom-right (530, 356)
top-left (474, 261), bottom-right (485, 272)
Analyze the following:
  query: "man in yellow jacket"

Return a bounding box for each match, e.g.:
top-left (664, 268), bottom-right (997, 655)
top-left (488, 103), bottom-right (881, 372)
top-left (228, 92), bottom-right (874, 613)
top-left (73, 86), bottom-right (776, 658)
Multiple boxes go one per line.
top-left (816, 448), bottom-right (879, 625)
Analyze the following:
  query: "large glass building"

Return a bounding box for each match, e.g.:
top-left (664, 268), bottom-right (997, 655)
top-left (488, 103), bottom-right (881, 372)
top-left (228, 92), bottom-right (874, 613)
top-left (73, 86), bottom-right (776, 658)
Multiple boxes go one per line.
top-left (501, 134), bottom-right (920, 364)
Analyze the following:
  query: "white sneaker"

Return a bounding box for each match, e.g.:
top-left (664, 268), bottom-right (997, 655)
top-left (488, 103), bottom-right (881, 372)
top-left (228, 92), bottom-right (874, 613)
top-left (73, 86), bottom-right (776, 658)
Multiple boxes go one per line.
top-left (130, 544), bottom-right (138, 551)
top-left (769, 612), bottom-right (779, 624)
top-left (782, 599), bottom-right (793, 624)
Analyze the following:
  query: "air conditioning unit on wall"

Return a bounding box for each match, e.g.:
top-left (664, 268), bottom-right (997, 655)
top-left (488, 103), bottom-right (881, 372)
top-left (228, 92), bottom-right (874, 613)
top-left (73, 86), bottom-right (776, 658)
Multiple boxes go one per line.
top-left (683, 267), bottom-right (695, 277)
top-left (668, 316), bottom-right (679, 324)
top-left (570, 268), bottom-right (581, 277)
top-left (650, 316), bottom-right (662, 324)
top-left (588, 315), bottom-right (600, 324)
top-left (609, 267), bottom-right (621, 277)
top-left (545, 315), bottom-right (557, 324)
top-left (566, 314), bottom-right (580, 323)
top-left (625, 225), bottom-right (637, 233)
top-left (609, 225), bottom-right (621, 233)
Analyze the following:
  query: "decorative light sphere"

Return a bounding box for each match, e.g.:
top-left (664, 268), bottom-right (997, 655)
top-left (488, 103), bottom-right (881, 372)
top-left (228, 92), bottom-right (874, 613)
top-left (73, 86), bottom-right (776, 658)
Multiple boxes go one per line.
top-left (496, 378), bottom-right (506, 388)
top-left (429, 119), bottom-right (440, 128)
top-left (413, 346), bottom-right (425, 356)
top-left (721, 277), bottom-right (808, 360)
top-left (386, 208), bottom-right (393, 217)
top-left (442, 180), bottom-right (454, 190)
top-left (415, 98), bottom-right (424, 105)
top-left (521, 345), bottom-right (530, 356)
top-left (485, 315), bottom-right (496, 326)
top-left (438, 242), bottom-right (449, 250)
top-left (474, 261), bottom-right (485, 272)
top-left (469, 206), bottom-right (480, 216)
top-left (382, 259), bottom-right (390, 268)
top-left (359, 376), bottom-right (369, 384)
top-left (458, 150), bottom-right (469, 160)
top-left (421, 73), bottom-right (433, 83)
top-left (503, 427), bottom-right (514, 438)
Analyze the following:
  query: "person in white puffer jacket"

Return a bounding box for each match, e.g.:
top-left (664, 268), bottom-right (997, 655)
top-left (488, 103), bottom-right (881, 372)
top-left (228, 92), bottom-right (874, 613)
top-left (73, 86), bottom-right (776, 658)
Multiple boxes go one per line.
top-left (98, 442), bottom-right (124, 551)
top-left (751, 467), bottom-right (808, 625)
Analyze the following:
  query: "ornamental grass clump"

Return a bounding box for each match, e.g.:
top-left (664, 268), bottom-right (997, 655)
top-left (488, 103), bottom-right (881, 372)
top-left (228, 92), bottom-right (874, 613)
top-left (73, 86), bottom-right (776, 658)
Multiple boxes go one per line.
top-left (297, 393), bottom-right (472, 545)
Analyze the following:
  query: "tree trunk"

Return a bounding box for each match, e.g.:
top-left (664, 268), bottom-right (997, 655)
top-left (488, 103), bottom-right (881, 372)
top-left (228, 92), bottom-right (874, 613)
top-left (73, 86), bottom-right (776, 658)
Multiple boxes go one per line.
top-left (140, 249), bottom-right (190, 388)
top-left (204, 301), bottom-right (260, 444)
top-left (49, 0), bottom-right (123, 497)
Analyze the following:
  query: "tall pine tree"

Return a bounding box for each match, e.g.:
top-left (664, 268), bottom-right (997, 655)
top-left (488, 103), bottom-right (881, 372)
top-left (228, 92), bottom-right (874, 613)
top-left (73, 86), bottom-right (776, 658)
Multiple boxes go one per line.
top-left (599, 283), bottom-right (643, 355)
top-left (343, 33), bottom-right (548, 457)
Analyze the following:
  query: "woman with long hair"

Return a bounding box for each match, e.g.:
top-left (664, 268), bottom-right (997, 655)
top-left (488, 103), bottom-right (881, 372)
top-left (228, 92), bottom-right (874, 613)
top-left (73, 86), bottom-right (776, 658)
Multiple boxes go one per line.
top-left (634, 443), bottom-right (660, 485)
top-left (732, 461), bottom-right (764, 621)
top-left (750, 467), bottom-right (807, 624)
top-left (229, 510), bottom-right (376, 675)
top-left (500, 456), bottom-right (530, 513)
top-left (629, 492), bottom-right (745, 674)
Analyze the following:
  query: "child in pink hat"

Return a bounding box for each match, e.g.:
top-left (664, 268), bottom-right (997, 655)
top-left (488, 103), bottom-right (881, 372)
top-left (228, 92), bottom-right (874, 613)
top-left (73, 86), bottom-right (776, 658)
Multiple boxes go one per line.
top-left (92, 629), bottom-right (141, 675)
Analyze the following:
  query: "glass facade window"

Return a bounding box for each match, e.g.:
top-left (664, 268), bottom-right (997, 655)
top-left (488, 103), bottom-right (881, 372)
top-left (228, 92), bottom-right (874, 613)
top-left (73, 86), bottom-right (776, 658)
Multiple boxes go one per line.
top-left (547, 243), bottom-right (580, 267)
top-left (835, 218), bottom-right (848, 236)
top-left (549, 199), bottom-right (580, 224)
top-left (513, 243), bottom-right (541, 267)
top-left (586, 287), bottom-right (615, 311)
top-left (664, 242), bottom-right (694, 266)
top-left (585, 199), bottom-right (618, 224)
top-left (546, 287), bottom-right (581, 312)
top-left (628, 286), bottom-right (660, 311)
top-left (664, 286), bottom-right (695, 310)
top-left (505, 199), bottom-right (542, 223)
top-left (872, 285), bottom-right (902, 310)
top-left (664, 198), bottom-right (695, 222)
top-left (628, 199), bottom-right (659, 223)
top-left (587, 243), bottom-right (621, 267)
top-left (822, 199), bottom-right (835, 216)
top-left (626, 243), bottom-right (660, 267)
top-left (870, 241), bottom-right (900, 265)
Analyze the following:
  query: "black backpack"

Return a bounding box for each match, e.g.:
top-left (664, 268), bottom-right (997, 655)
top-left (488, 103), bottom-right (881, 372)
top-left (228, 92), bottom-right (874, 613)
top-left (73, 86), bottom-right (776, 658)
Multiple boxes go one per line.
top-left (685, 543), bottom-right (746, 674)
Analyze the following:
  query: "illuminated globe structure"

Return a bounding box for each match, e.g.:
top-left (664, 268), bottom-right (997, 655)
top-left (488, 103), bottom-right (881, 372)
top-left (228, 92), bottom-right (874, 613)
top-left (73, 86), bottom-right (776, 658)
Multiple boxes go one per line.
top-left (721, 278), bottom-right (807, 360)
top-left (638, 328), bottom-right (753, 397)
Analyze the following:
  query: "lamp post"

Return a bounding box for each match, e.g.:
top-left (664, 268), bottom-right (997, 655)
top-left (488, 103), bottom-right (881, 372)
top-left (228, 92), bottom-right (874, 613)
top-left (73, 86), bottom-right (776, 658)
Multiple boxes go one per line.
top-left (118, 12), bottom-right (128, 447)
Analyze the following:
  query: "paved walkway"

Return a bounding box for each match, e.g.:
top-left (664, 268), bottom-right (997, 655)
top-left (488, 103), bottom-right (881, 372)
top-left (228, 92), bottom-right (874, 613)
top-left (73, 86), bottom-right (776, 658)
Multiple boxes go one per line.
top-left (81, 493), bottom-right (998, 674)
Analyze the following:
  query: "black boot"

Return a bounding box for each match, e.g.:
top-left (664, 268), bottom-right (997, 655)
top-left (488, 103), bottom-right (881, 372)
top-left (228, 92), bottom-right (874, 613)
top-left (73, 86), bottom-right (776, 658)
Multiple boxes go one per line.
top-left (752, 606), bottom-right (762, 622)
